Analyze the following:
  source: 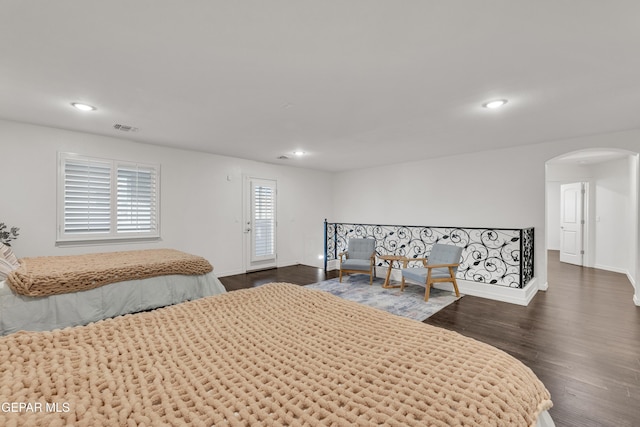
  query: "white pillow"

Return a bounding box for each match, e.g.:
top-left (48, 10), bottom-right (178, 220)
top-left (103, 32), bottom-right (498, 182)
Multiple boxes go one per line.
top-left (0, 243), bottom-right (19, 280)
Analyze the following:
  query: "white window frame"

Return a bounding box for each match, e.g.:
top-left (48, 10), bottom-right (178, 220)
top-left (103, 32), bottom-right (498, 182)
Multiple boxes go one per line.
top-left (57, 152), bottom-right (161, 244)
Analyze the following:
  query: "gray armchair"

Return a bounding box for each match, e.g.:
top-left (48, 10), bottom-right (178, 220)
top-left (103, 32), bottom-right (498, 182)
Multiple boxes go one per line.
top-left (401, 244), bottom-right (463, 301)
top-left (339, 238), bottom-right (376, 285)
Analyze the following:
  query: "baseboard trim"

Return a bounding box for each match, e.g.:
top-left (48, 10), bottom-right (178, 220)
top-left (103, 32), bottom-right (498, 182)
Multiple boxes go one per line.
top-left (276, 260), bottom-right (300, 269)
top-left (327, 259), bottom-right (340, 271)
top-left (218, 260), bottom-right (308, 278)
top-left (435, 278), bottom-right (538, 306)
top-left (634, 294), bottom-right (640, 306)
top-left (216, 268), bottom-right (245, 278)
top-left (371, 266), bottom-right (538, 306)
top-left (594, 264), bottom-right (629, 275)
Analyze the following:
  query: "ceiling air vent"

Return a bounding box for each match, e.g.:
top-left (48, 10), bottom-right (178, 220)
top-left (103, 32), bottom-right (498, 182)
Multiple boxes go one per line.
top-left (277, 155), bottom-right (289, 160)
top-left (113, 123), bottom-right (139, 132)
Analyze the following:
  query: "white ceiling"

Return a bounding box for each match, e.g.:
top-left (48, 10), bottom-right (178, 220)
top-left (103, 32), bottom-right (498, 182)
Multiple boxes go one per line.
top-left (1, 1), bottom-right (639, 172)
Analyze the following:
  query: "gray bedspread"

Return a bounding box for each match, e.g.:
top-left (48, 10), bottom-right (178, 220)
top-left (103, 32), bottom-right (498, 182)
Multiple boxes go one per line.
top-left (0, 272), bottom-right (226, 335)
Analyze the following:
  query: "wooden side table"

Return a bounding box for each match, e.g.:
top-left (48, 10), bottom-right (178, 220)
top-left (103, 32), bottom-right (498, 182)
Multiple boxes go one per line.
top-left (379, 255), bottom-right (408, 289)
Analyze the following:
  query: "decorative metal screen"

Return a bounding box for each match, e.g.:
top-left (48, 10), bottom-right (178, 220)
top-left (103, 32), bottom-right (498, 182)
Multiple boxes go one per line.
top-left (324, 221), bottom-right (534, 288)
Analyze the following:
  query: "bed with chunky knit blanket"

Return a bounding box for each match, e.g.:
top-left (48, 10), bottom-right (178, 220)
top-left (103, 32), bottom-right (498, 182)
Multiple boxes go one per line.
top-left (1, 249), bottom-right (224, 336)
top-left (6, 249), bottom-right (213, 297)
top-left (0, 283), bottom-right (552, 426)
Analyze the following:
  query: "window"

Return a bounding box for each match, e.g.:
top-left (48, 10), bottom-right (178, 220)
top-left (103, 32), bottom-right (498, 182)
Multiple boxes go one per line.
top-left (251, 181), bottom-right (276, 260)
top-left (57, 153), bottom-right (160, 242)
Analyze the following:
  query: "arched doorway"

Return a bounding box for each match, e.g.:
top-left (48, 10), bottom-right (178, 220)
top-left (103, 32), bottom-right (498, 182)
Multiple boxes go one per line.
top-left (545, 148), bottom-right (639, 305)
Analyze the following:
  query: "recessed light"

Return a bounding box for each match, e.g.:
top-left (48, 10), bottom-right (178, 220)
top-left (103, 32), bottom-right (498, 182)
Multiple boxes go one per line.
top-left (482, 99), bottom-right (508, 109)
top-left (293, 151), bottom-right (305, 156)
top-left (71, 102), bottom-right (96, 111)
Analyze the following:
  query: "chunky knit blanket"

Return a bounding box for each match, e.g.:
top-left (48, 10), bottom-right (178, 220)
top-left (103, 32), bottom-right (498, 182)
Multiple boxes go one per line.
top-left (0, 283), bottom-right (552, 426)
top-left (6, 249), bottom-right (213, 297)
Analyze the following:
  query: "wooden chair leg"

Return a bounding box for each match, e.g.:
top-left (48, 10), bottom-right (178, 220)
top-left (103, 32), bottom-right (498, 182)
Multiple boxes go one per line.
top-left (449, 267), bottom-right (460, 297)
top-left (451, 277), bottom-right (460, 297)
top-left (400, 277), bottom-right (406, 291)
top-left (369, 268), bottom-right (373, 286)
top-left (339, 269), bottom-right (343, 282)
top-left (425, 270), bottom-right (433, 301)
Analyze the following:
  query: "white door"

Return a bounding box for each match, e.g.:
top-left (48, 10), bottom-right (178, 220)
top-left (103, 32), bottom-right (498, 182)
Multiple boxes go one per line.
top-left (559, 182), bottom-right (584, 266)
top-left (244, 177), bottom-right (277, 271)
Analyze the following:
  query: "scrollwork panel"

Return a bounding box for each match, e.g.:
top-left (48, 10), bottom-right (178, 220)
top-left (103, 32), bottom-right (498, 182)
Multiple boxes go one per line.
top-left (325, 221), bottom-right (534, 289)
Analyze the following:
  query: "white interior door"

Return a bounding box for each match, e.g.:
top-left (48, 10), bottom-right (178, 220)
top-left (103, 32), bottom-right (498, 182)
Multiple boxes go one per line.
top-left (560, 182), bottom-right (584, 266)
top-left (244, 177), bottom-right (277, 271)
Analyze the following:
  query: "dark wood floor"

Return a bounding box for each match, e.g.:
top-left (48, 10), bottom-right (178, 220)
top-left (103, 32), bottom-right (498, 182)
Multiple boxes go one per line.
top-left (220, 252), bottom-right (640, 427)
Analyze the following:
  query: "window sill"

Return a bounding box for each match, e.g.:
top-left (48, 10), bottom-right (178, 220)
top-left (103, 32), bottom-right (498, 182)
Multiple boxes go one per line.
top-left (55, 236), bottom-right (162, 248)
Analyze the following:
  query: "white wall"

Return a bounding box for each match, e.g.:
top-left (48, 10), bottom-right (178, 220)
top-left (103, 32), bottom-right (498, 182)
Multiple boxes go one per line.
top-left (545, 183), bottom-right (562, 251)
top-left (0, 119), bottom-right (333, 276)
top-left (592, 158), bottom-right (632, 273)
top-left (332, 129), bottom-right (640, 303)
top-left (629, 155), bottom-right (640, 304)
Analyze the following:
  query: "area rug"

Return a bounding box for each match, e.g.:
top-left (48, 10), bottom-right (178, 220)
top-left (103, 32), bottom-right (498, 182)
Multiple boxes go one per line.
top-left (305, 274), bottom-right (461, 322)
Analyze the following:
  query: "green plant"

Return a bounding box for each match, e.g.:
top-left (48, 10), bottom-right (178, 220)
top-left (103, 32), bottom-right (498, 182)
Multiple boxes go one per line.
top-left (0, 222), bottom-right (19, 246)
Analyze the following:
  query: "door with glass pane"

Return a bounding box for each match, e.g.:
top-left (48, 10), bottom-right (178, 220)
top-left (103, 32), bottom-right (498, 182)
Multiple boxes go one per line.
top-left (244, 177), bottom-right (277, 270)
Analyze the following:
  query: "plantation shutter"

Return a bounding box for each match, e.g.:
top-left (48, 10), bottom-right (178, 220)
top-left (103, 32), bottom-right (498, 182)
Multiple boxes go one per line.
top-left (58, 153), bottom-right (160, 241)
top-left (251, 180), bottom-right (276, 260)
top-left (117, 164), bottom-right (158, 233)
top-left (63, 158), bottom-right (112, 234)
